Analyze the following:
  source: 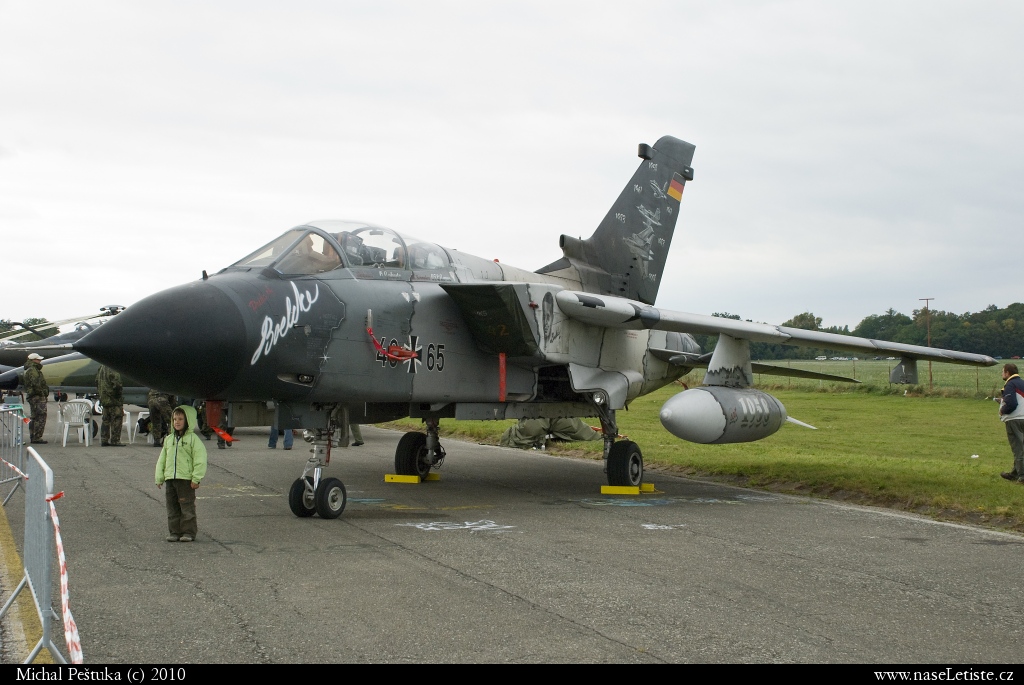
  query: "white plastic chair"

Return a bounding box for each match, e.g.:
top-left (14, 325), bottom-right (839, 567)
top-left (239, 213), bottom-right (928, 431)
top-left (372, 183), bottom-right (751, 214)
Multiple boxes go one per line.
top-left (122, 411), bottom-right (133, 444)
top-left (61, 399), bottom-right (94, 447)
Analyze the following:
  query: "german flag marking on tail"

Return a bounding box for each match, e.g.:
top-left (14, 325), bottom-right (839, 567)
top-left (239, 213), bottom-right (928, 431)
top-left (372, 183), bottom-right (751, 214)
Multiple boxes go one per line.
top-left (667, 173), bottom-right (685, 202)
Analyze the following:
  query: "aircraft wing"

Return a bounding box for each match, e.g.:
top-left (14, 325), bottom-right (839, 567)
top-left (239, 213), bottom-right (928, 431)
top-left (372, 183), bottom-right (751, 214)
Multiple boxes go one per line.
top-left (0, 315), bottom-right (90, 343)
top-left (555, 290), bottom-right (997, 367)
top-left (747, 363), bottom-right (860, 383)
top-left (4, 343), bottom-right (76, 353)
top-left (648, 348), bottom-right (862, 383)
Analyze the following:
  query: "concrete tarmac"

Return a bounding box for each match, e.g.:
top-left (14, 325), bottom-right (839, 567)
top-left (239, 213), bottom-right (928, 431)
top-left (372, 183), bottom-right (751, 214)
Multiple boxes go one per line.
top-left (2, 408), bottom-right (1023, 664)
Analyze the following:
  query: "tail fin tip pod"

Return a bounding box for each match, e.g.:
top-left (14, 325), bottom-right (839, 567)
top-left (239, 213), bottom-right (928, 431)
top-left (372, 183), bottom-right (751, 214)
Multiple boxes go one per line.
top-left (537, 135), bottom-right (695, 305)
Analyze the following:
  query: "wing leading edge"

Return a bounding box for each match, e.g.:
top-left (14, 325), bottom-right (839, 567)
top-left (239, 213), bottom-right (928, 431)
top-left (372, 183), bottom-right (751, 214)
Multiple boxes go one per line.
top-left (555, 290), bottom-right (997, 368)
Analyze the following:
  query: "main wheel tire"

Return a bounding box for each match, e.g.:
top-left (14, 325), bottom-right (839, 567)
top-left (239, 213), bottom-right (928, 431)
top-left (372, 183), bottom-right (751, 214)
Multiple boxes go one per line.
top-left (288, 477), bottom-right (316, 517)
top-left (314, 477), bottom-right (347, 519)
top-left (91, 419), bottom-right (99, 438)
top-left (395, 432), bottom-right (431, 479)
top-left (607, 441), bottom-right (643, 487)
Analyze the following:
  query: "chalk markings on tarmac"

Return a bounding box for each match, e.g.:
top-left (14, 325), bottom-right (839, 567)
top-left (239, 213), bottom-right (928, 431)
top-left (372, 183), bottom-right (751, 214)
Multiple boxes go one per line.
top-left (641, 523), bottom-right (687, 530)
top-left (396, 520), bottom-right (516, 532)
top-left (196, 484), bottom-right (281, 499)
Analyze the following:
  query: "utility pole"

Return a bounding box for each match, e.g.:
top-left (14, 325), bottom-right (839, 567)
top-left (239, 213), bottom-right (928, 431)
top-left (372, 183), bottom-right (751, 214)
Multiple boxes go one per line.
top-left (920, 297), bottom-right (934, 391)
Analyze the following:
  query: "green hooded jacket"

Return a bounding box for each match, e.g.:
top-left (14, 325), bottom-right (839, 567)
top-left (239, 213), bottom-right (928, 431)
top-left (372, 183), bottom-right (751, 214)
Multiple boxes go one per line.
top-left (155, 405), bottom-right (208, 485)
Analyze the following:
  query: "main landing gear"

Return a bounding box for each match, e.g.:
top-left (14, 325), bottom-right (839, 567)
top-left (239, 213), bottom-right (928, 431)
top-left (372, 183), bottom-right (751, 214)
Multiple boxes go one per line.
top-left (288, 425), bottom-right (347, 519)
top-left (394, 418), bottom-right (445, 479)
top-left (594, 402), bottom-right (644, 488)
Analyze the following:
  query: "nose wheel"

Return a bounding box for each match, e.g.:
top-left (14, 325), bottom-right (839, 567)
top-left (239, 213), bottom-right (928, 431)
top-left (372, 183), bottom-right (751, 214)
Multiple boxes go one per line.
top-left (288, 476), bottom-right (316, 517)
top-left (288, 425), bottom-right (348, 519)
top-left (288, 474), bottom-right (348, 519)
top-left (314, 477), bottom-right (347, 518)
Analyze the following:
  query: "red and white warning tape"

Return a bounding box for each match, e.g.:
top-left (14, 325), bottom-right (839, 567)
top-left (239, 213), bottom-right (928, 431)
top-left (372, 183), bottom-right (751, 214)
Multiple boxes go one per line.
top-left (45, 492), bottom-right (84, 664)
top-left (1, 453), bottom-right (84, 663)
top-left (0, 456), bottom-right (28, 480)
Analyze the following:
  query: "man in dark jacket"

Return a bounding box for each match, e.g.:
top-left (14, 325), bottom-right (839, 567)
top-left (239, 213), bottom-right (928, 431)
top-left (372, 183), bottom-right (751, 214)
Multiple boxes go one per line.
top-left (24, 353), bottom-right (49, 444)
top-left (998, 363), bottom-right (1024, 483)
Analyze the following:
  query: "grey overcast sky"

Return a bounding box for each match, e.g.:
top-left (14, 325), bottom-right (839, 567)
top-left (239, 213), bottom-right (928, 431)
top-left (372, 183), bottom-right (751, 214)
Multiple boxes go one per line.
top-left (2, 1), bottom-right (1022, 330)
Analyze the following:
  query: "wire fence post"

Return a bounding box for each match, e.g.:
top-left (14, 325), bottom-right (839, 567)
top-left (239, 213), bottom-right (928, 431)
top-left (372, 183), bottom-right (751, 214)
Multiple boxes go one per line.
top-left (0, 443), bottom-right (79, 663)
top-left (1, 403), bottom-right (27, 505)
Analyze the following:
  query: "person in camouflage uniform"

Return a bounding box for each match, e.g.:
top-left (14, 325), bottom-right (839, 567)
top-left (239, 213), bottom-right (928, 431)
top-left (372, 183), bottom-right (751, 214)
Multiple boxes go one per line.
top-left (147, 389), bottom-right (174, 448)
top-left (193, 400), bottom-right (213, 440)
top-left (499, 417), bottom-right (601, 450)
top-left (23, 353), bottom-right (49, 444)
top-left (96, 364), bottom-right (125, 446)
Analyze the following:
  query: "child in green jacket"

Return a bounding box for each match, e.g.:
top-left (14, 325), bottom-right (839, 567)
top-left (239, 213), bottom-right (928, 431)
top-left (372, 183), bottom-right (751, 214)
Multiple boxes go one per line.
top-left (155, 405), bottom-right (208, 542)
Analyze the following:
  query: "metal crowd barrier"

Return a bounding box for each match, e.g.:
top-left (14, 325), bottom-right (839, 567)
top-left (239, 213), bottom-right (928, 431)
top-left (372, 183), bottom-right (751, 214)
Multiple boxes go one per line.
top-left (0, 445), bottom-right (82, 663)
top-left (1, 404), bottom-right (26, 505)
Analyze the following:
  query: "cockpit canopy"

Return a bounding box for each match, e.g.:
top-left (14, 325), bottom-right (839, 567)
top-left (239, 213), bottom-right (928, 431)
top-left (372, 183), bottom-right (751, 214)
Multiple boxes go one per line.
top-left (229, 221), bottom-right (451, 275)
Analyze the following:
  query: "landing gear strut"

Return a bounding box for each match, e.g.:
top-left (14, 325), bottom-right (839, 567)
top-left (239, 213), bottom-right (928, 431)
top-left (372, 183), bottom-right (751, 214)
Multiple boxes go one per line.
top-left (395, 418), bottom-right (445, 479)
top-left (594, 399), bottom-right (643, 487)
top-left (288, 422), bottom-right (347, 519)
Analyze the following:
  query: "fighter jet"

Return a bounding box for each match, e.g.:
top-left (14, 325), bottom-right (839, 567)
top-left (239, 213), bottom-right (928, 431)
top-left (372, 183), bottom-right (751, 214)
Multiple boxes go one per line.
top-left (0, 352), bottom-right (150, 407)
top-left (73, 136), bottom-right (996, 520)
top-left (0, 306), bottom-right (125, 367)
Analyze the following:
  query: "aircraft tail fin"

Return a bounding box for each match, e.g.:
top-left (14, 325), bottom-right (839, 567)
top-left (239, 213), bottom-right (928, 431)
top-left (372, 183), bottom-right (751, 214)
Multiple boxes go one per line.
top-left (537, 135), bottom-right (695, 305)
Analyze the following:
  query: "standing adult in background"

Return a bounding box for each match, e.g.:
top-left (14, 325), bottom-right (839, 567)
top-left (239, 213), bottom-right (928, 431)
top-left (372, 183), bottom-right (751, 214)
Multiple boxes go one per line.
top-left (96, 364), bottom-right (125, 447)
top-left (268, 400), bottom-right (293, 450)
top-left (217, 418), bottom-right (235, 449)
top-left (148, 388), bottom-right (173, 448)
top-left (998, 363), bottom-right (1024, 483)
top-left (23, 352), bottom-right (49, 444)
top-left (192, 400), bottom-right (213, 440)
top-left (349, 422), bottom-right (363, 446)
top-left (268, 423), bottom-right (293, 450)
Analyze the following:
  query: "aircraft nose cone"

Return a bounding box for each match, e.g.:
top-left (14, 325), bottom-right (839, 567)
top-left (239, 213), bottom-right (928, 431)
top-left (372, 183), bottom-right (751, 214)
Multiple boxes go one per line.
top-left (76, 281), bottom-right (247, 398)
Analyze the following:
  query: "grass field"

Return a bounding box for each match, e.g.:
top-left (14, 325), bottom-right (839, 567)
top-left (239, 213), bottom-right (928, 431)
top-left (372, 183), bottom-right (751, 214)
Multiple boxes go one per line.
top-left (384, 375), bottom-right (1024, 533)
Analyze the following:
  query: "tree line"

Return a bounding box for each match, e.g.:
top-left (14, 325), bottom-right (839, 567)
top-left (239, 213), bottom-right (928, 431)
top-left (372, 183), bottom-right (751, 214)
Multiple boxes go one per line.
top-left (692, 303), bottom-right (1023, 360)
top-left (0, 318), bottom-right (57, 340)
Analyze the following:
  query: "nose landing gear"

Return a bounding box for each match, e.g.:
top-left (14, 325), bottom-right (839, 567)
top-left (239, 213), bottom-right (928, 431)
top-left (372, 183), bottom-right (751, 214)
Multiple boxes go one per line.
top-left (288, 424), bottom-right (348, 519)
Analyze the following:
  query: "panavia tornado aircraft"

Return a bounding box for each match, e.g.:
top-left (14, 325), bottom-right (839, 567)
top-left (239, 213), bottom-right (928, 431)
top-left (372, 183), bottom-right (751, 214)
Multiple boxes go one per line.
top-left (0, 352), bottom-right (150, 408)
top-left (73, 135), bottom-right (996, 520)
top-left (0, 306), bottom-right (125, 367)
